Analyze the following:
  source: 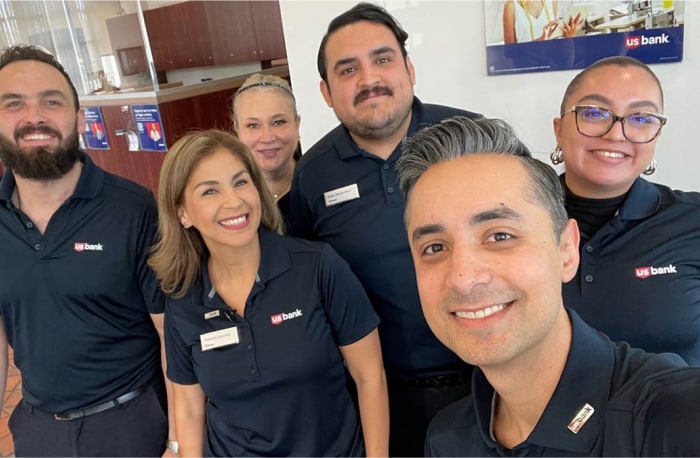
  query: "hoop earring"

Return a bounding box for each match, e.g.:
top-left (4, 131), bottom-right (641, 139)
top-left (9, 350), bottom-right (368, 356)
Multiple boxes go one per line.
top-left (550, 146), bottom-right (564, 165)
top-left (642, 159), bottom-right (657, 176)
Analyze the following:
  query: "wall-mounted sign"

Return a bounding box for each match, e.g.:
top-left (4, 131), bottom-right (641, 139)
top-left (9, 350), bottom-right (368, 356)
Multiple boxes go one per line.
top-left (132, 104), bottom-right (167, 152)
top-left (484, 0), bottom-right (684, 76)
top-left (82, 106), bottom-right (109, 150)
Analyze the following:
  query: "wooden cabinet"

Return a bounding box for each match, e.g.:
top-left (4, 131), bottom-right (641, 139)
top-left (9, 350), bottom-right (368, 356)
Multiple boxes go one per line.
top-left (144, 2), bottom-right (213, 71)
top-left (143, 1), bottom-right (285, 72)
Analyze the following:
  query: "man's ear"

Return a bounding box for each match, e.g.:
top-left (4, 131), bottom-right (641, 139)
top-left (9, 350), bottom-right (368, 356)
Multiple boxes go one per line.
top-left (560, 218), bottom-right (580, 283)
top-left (320, 79), bottom-right (333, 108)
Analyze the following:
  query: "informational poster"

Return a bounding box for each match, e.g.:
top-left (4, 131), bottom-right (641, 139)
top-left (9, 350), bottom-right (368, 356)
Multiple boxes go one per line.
top-left (132, 104), bottom-right (167, 152)
top-left (484, 0), bottom-right (684, 76)
top-left (82, 106), bottom-right (109, 150)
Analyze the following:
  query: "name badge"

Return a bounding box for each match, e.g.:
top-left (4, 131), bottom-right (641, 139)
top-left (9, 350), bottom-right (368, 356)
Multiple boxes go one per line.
top-left (200, 327), bottom-right (239, 351)
top-left (324, 183), bottom-right (360, 207)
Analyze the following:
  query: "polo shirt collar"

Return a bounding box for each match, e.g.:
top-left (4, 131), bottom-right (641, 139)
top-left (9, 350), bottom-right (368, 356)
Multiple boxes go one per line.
top-left (559, 174), bottom-right (660, 222)
top-left (335, 96), bottom-right (423, 160)
top-left (472, 308), bottom-right (615, 454)
top-left (199, 228), bottom-right (292, 306)
top-left (0, 151), bottom-right (103, 205)
top-left (616, 177), bottom-right (661, 221)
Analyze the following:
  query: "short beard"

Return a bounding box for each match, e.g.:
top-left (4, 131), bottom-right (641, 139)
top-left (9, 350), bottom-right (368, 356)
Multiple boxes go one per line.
top-left (0, 128), bottom-right (81, 180)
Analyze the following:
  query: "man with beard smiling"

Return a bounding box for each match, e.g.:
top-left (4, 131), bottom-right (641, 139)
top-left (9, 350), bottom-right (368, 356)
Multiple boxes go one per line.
top-left (0, 45), bottom-right (174, 456)
top-left (286, 3), bottom-right (480, 455)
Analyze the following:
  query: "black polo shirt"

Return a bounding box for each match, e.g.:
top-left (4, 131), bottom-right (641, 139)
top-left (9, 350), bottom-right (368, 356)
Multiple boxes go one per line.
top-left (0, 154), bottom-right (165, 413)
top-left (165, 230), bottom-right (379, 456)
top-left (426, 309), bottom-right (700, 456)
top-left (563, 176), bottom-right (700, 365)
top-left (287, 97), bottom-right (480, 378)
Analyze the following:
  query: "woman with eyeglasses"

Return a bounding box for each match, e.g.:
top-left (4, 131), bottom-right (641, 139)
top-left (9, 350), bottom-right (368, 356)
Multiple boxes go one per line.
top-left (552, 56), bottom-right (700, 365)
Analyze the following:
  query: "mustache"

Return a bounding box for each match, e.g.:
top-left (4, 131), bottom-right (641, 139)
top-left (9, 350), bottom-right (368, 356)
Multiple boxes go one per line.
top-left (354, 85), bottom-right (393, 105)
top-left (14, 124), bottom-right (62, 142)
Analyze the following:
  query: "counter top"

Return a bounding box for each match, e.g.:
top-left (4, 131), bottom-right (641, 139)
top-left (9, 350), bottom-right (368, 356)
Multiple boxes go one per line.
top-left (80, 65), bottom-right (289, 107)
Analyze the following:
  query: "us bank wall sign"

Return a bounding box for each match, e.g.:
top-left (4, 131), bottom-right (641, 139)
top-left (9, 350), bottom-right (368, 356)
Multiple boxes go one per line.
top-left (483, 1), bottom-right (684, 75)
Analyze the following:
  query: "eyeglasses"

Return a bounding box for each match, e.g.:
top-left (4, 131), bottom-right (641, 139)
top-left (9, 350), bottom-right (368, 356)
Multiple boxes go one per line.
top-left (561, 105), bottom-right (668, 144)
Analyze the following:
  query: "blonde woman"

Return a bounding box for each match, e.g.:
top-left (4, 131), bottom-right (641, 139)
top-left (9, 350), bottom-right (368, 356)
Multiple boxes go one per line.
top-left (503, 0), bottom-right (582, 43)
top-left (232, 74), bottom-right (300, 224)
top-left (148, 130), bottom-right (388, 456)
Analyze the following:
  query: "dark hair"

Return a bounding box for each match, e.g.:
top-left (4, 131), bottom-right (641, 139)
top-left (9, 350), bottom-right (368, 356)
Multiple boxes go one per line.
top-left (0, 44), bottom-right (80, 111)
top-left (398, 116), bottom-right (569, 241)
top-left (560, 56), bottom-right (664, 114)
top-left (317, 2), bottom-right (409, 83)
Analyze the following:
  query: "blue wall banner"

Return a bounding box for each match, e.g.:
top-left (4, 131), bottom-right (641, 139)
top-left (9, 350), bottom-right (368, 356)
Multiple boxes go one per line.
top-left (82, 106), bottom-right (109, 150)
top-left (132, 104), bottom-right (167, 152)
top-left (484, 1), bottom-right (684, 76)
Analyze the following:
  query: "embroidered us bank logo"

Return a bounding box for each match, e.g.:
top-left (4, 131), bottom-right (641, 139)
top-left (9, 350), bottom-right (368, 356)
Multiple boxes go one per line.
top-left (634, 264), bottom-right (677, 279)
top-left (74, 242), bottom-right (104, 252)
top-left (270, 308), bottom-right (303, 325)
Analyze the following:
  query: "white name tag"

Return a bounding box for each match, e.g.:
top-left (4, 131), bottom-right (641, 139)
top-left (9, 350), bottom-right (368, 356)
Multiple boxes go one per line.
top-left (324, 183), bottom-right (360, 207)
top-left (200, 327), bottom-right (239, 351)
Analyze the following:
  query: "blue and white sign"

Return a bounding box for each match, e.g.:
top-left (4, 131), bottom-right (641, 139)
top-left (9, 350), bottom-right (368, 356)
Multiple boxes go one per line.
top-left (132, 104), bottom-right (167, 152)
top-left (82, 106), bottom-right (109, 150)
top-left (484, 1), bottom-right (684, 76)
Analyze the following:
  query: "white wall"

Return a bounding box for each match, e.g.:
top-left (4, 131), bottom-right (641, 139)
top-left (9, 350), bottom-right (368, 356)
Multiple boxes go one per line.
top-left (279, 0), bottom-right (698, 191)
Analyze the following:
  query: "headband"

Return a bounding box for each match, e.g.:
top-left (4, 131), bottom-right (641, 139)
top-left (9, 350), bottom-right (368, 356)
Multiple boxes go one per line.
top-left (235, 81), bottom-right (295, 100)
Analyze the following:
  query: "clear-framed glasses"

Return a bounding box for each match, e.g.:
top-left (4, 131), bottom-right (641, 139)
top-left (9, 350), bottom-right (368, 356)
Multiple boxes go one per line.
top-left (561, 105), bottom-right (668, 144)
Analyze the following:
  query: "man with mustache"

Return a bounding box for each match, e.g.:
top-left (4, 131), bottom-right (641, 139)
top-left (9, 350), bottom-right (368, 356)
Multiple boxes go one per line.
top-left (398, 115), bottom-right (700, 456)
top-left (286, 3), bottom-right (480, 455)
top-left (0, 45), bottom-right (174, 456)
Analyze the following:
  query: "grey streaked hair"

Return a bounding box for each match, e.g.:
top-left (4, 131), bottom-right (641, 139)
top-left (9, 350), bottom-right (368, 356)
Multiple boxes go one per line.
top-left (398, 116), bottom-right (568, 241)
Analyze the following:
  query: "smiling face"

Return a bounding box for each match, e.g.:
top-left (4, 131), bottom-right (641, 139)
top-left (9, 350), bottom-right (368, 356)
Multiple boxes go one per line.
top-left (0, 60), bottom-right (84, 179)
top-left (553, 64), bottom-right (664, 198)
top-left (320, 20), bottom-right (416, 141)
top-left (406, 154), bottom-right (579, 368)
top-left (233, 88), bottom-right (300, 178)
top-left (179, 148), bottom-right (261, 254)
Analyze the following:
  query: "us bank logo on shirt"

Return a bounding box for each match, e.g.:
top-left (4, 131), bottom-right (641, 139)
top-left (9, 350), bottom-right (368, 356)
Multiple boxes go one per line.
top-left (270, 308), bottom-right (303, 325)
top-left (74, 241), bottom-right (104, 252)
top-left (634, 264), bottom-right (677, 279)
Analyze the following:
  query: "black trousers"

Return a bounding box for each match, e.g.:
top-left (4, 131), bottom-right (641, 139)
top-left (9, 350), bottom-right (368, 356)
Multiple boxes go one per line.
top-left (388, 380), bottom-right (471, 457)
top-left (9, 384), bottom-right (168, 457)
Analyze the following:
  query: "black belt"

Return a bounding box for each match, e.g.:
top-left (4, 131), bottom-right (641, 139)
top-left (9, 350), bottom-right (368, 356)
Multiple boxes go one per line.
top-left (389, 371), bottom-right (470, 389)
top-left (54, 386), bottom-right (146, 421)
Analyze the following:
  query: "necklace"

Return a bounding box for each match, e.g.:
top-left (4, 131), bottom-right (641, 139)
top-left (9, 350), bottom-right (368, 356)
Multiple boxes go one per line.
top-left (271, 169), bottom-right (293, 201)
top-left (520, 0), bottom-right (552, 41)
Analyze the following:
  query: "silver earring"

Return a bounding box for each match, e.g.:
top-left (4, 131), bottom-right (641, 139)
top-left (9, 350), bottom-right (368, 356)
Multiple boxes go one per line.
top-left (642, 159), bottom-right (657, 176)
top-left (183, 222), bottom-right (192, 229)
top-left (550, 146), bottom-right (564, 165)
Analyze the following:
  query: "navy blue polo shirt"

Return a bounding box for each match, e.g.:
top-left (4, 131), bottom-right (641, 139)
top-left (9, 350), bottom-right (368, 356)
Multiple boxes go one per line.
top-left (0, 154), bottom-right (165, 413)
top-left (287, 97), bottom-right (480, 378)
top-left (426, 309), bottom-right (700, 456)
top-left (165, 230), bottom-right (379, 457)
top-left (563, 176), bottom-right (700, 365)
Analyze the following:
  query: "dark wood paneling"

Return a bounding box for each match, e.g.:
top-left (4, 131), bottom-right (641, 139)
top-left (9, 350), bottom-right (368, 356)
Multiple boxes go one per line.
top-left (158, 88), bottom-right (238, 148)
top-left (251, 1), bottom-right (287, 61)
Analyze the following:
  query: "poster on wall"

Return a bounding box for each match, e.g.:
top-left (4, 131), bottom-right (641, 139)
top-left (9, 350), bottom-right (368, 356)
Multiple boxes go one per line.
top-left (484, 0), bottom-right (684, 76)
top-left (132, 104), bottom-right (167, 152)
top-left (82, 106), bottom-right (109, 150)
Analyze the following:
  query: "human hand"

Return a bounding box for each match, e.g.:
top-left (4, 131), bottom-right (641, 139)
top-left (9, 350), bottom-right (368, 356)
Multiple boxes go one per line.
top-left (538, 19), bottom-right (561, 40)
top-left (561, 12), bottom-right (584, 37)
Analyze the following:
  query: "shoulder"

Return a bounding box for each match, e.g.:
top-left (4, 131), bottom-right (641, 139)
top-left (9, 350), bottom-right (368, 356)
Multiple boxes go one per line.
top-left (416, 101), bottom-right (481, 129)
top-left (651, 181), bottom-right (700, 208)
top-left (100, 170), bottom-right (156, 207)
top-left (295, 124), bottom-right (347, 172)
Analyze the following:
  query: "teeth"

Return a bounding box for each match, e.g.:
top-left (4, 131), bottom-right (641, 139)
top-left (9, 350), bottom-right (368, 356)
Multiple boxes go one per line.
top-left (220, 215), bottom-right (246, 226)
top-left (455, 304), bottom-right (506, 320)
top-left (23, 134), bottom-right (52, 141)
top-left (593, 151), bottom-right (625, 159)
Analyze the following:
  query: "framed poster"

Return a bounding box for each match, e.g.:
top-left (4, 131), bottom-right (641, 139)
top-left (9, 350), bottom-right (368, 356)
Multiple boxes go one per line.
top-left (484, 0), bottom-right (684, 76)
top-left (82, 106), bottom-right (109, 150)
top-left (132, 104), bottom-right (167, 152)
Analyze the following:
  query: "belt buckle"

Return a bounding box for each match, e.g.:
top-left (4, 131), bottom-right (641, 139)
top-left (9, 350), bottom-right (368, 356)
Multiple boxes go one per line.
top-left (54, 412), bottom-right (79, 421)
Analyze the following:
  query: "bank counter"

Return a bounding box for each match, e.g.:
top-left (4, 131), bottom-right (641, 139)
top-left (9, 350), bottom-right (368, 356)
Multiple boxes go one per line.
top-left (79, 65), bottom-right (289, 194)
